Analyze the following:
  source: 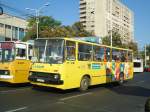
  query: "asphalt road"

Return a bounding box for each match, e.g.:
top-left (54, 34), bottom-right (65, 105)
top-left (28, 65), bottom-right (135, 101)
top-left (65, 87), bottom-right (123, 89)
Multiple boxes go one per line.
top-left (0, 72), bottom-right (150, 112)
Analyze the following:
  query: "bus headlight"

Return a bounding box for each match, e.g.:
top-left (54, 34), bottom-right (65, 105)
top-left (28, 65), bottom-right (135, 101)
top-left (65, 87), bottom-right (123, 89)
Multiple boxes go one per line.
top-left (4, 71), bottom-right (10, 75)
top-left (29, 72), bottom-right (32, 76)
top-left (54, 74), bottom-right (60, 79)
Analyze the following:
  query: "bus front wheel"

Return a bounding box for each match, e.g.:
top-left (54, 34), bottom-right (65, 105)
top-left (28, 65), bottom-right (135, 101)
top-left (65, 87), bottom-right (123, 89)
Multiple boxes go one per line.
top-left (79, 76), bottom-right (90, 91)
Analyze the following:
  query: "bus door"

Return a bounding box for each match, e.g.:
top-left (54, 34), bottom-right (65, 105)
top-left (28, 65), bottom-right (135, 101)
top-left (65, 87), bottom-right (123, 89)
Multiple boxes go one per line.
top-left (105, 47), bottom-right (112, 83)
top-left (14, 43), bottom-right (30, 82)
top-left (92, 46), bottom-right (106, 84)
top-left (78, 43), bottom-right (92, 79)
top-left (112, 49), bottom-right (123, 81)
top-left (65, 41), bottom-right (78, 87)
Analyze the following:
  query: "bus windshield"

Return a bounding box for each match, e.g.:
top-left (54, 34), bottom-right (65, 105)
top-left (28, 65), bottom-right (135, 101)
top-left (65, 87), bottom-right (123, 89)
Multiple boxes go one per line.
top-left (0, 42), bottom-right (15, 62)
top-left (34, 39), bottom-right (64, 64)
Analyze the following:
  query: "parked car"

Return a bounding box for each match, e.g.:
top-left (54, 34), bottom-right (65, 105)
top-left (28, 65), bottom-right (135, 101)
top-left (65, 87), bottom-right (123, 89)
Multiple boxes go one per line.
top-left (144, 65), bottom-right (150, 72)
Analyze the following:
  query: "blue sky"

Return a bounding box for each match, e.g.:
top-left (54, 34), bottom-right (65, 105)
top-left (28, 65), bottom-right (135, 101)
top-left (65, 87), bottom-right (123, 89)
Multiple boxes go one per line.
top-left (1, 0), bottom-right (150, 48)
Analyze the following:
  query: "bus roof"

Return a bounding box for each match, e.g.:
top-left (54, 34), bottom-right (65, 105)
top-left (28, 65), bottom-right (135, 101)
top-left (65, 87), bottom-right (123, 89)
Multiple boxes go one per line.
top-left (35, 37), bottom-right (133, 52)
top-left (0, 41), bottom-right (33, 45)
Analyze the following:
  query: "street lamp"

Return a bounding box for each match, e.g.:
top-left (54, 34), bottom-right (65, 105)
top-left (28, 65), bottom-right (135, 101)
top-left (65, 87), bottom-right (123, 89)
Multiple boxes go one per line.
top-left (136, 40), bottom-right (142, 58)
top-left (145, 44), bottom-right (147, 67)
top-left (109, 0), bottom-right (113, 47)
top-left (26, 3), bottom-right (49, 39)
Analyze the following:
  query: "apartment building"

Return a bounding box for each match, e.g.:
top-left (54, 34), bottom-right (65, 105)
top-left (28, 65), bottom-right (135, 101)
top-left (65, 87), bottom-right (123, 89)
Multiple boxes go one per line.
top-left (0, 13), bottom-right (27, 41)
top-left (80, 0), bottom-right (134, 42)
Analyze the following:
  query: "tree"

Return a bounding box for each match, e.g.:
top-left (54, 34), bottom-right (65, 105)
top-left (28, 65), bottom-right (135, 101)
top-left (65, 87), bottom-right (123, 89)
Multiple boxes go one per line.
top-left (146, 44), bottom-right (150, 65)
top-left (140, 44), bottom-right (150, 65)
top-left (27, 16), bottom-right (61, 29)
top-left (24, 16), bottom-right (62, 40)
top-left (72, 22), bottom-right (93, 37)
top-left (24, 18), bottom-right (93, 41)
top-left (102, 31), bottom-right (123, 48)
top-left (127, 41), bottom-right (138, 54)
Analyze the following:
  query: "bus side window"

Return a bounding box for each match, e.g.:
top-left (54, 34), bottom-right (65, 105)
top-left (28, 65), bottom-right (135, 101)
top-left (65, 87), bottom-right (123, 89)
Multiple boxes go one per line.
top-left (66, 41), bottom-right (76, 61)
top-left (112, 49), bottom-right (120, 62)
top-left (78, 43), bottom-right (92, 61)
top-left (106, 47), bottom-right (111, 62)
top-left (121, 51), bottom-right (127, 62)
top-left (28, 45), bottom-right (33, 60)
top-left (128, 51), bottom-right (132, 62)
top-left (93, 46), bottom-right (104, 61)
top-left (0, 50), bottom-right (2, 61)
top-left (16, 48), bottom-right (26, 59)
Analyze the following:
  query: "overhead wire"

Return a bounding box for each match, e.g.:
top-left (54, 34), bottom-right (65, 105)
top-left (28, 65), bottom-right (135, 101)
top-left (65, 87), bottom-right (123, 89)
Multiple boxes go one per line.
top-left (0, 2), bottom-right (34, 18)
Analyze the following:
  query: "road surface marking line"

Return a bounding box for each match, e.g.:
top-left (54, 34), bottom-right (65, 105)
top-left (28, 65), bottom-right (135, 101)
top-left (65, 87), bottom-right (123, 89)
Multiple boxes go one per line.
top-left (0, 88), bottom-right (30, 93)
top-left (5, 106), bottom-right (27, 112)
top-left (60, 92), bottom-right (92, 101)
top-left (135, 80), bottom-right (145, 84)
top-left (138, 81), bottom-right (145, 83)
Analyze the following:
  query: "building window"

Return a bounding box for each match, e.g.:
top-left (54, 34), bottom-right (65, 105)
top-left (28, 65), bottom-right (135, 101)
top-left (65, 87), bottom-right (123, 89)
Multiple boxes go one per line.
top-left (19, 28), bottom-right (25, 40)
top-left (5, 25), bottom-right (11, 29)
top-left (0, 23), bottom-right (4, 27)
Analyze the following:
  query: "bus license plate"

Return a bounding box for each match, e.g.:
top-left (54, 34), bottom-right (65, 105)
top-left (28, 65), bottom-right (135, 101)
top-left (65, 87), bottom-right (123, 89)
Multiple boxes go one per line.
top-left (37, 79), bottom-right (44, 82)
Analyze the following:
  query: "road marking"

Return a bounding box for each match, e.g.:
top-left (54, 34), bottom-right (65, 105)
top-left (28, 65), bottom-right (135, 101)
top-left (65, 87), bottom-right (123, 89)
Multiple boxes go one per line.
top-left (0, 88), bottom-right (30, 93)
top-left (5, 106), bottom-right (27, 112)
top-left (127, 80), bottom-right (145, 86)
top-left (59, 92), bottom-right (92, 101)
top-left (137, 80), bottom-right (145, 83)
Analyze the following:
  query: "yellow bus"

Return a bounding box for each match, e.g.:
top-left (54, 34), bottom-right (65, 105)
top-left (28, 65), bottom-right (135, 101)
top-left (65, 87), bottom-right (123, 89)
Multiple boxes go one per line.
top-left (0, 41), bottom-right (33, 83)
top-left (29, 38), bottom-right (133, 91)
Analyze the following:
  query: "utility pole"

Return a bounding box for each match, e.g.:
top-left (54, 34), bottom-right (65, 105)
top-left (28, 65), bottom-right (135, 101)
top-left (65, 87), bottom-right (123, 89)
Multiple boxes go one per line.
top-left (145, 45), bottom-right (147, 67)
top-left (26, 3), bottom-right (49, 39)
top-left (110, 0), bottom-right (112, 47)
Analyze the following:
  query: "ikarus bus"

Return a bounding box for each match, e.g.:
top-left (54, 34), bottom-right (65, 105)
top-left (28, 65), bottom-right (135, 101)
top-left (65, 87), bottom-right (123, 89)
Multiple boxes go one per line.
top-left (0, 41), bottom-right (33, 83)
top-left (29, 38), bottom-right (133, 91)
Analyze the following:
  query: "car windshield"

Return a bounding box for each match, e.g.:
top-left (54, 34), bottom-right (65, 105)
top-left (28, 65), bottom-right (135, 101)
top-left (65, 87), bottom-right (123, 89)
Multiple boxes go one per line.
top-left (34, 39), bottom-right (64, 64)
top-left (0, 42), bottom-right (15, 62)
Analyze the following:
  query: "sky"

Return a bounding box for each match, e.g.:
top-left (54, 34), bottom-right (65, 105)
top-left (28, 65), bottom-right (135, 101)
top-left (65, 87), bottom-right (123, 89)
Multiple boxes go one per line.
top-left (0, 0), bottom-right (150, 49)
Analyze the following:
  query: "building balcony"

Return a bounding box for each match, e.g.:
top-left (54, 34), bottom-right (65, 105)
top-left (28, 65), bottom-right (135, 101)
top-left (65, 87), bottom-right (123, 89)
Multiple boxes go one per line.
top-left (80, 14), bottom-right (86, 18)
top-left (80, 5), bottom-right (86, 9)
top-left (80, 0), bottom-right (86, 4)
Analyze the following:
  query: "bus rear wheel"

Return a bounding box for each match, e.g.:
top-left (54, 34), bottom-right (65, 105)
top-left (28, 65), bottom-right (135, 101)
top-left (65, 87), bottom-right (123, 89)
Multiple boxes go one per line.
top-left (79, 76), bottom-right (90, 91)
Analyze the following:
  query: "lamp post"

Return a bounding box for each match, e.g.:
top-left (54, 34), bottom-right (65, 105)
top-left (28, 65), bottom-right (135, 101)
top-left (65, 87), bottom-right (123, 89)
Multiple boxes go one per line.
top-left (110, 0), bottom-right (112, 47)
top-left (26, 3), bottom-right (49, 39)
top-left (136, 40), bottom-right (142, 58)
top-left (145, 44), bottom-right (147, 67)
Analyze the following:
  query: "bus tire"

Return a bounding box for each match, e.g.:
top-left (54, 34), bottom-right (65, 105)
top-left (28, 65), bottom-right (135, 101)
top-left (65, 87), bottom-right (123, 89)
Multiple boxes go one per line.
top-left (79, 76), bottom-right (90, 91)
top-left (145, 98), bottom-right (150, 112)
top-left (118, 72), bottom-right (124, 85)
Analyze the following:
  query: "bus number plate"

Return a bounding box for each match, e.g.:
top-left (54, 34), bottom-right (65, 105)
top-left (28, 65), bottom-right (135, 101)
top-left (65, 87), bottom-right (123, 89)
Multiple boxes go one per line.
top-left (37, 79), bottom-right (44, 82)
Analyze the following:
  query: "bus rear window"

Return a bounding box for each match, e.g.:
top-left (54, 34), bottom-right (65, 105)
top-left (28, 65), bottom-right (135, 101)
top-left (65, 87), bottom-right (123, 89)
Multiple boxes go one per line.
top-left (134, 62), bottom-right (141, 67)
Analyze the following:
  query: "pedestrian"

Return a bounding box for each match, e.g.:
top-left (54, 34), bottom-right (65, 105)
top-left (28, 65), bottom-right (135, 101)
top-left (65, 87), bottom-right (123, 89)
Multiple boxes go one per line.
top-left (145, 98), bottom-right (150, 112)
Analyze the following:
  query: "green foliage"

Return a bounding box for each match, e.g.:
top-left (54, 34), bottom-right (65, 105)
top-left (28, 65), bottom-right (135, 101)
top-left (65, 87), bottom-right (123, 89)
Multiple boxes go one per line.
top-left (24, 16), bottom-right (93, 40)
top-left (72, 22), bottom-right (93, 37)
top-left (102, 31), bottom-right (123, 48)
top-left (102, 31), bottom-right (138, 54)
top-left (27, 16), bottom-right (61, 28)
top-left (127, 41), bottom-right (138, 53)
top-left (146, 44), bottom-right (150, 54)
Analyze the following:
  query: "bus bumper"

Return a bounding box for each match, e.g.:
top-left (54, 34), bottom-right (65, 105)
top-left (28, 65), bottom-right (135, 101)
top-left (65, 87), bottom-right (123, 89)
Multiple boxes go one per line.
top-left (0, 75), bottom-right (13, 79)
top-left (28, 76), bottom-right (64, 85)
